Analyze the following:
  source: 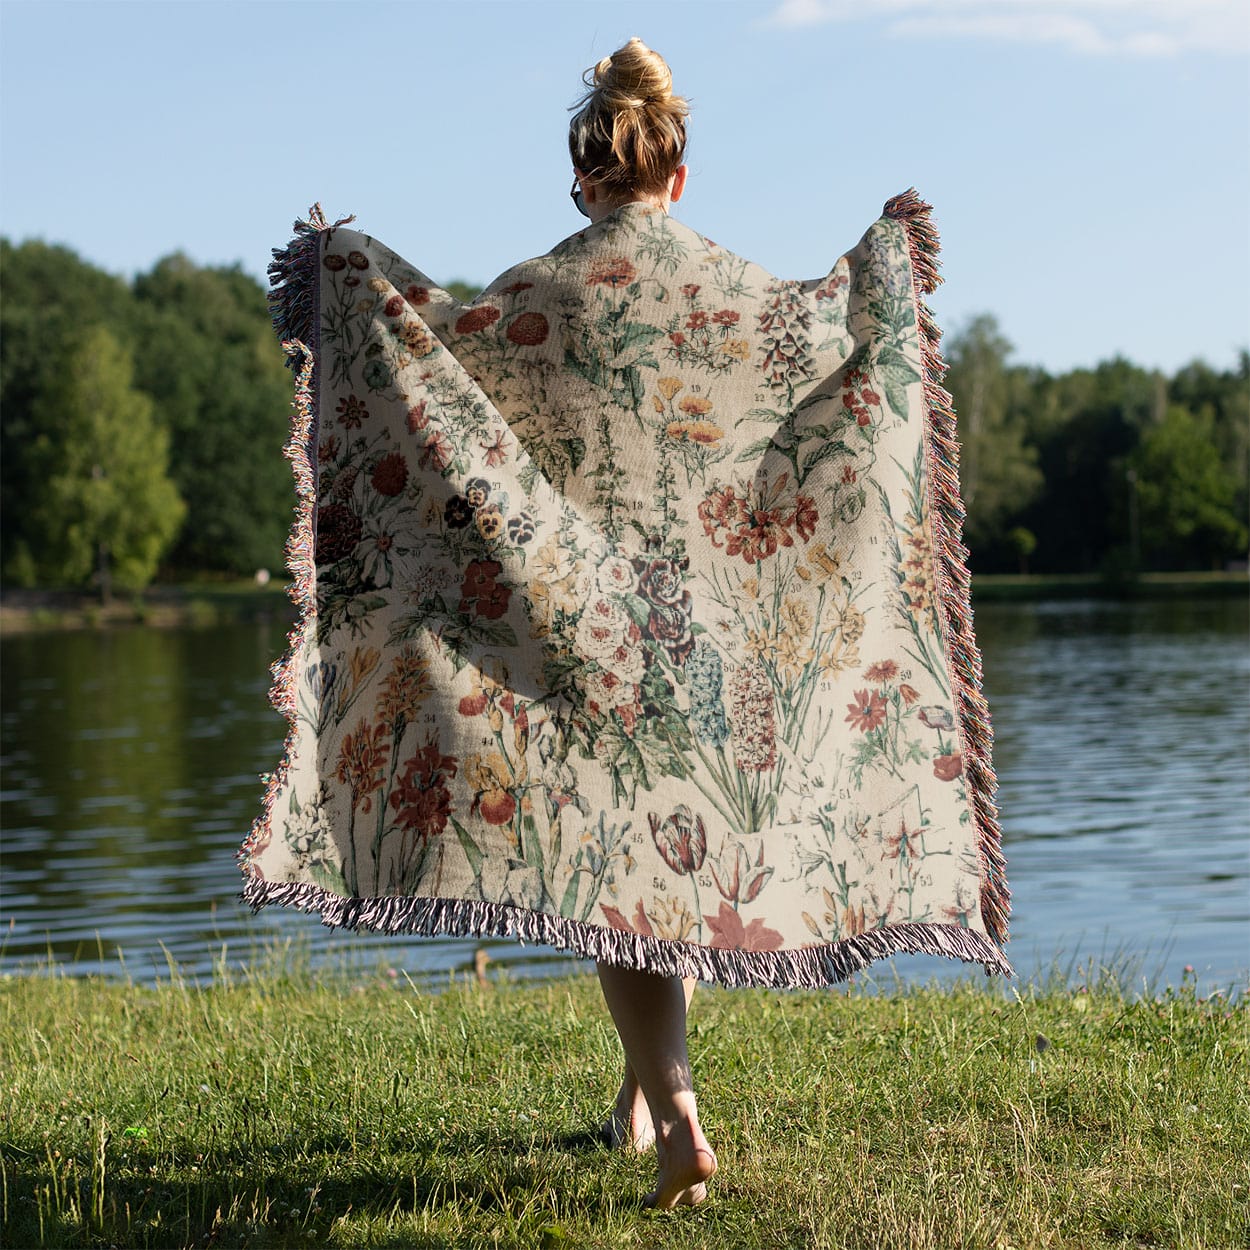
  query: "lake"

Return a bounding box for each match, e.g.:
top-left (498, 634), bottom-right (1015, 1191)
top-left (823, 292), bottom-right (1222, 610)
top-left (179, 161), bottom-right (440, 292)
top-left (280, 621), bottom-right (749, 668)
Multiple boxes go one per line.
top-left (2, 596), bottom-right (1247, 994)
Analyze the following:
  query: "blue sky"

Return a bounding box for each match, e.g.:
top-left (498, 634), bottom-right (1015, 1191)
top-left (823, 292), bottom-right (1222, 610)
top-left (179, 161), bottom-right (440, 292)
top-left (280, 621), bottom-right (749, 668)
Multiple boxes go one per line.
top-left (2, 0), bottom-right (1246, 374)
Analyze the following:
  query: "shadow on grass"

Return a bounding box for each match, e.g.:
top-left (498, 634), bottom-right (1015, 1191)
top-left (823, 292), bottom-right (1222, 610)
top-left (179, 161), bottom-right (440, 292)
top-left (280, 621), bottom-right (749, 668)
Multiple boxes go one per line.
top-left (3, 1125), bottom-right (636, 1249)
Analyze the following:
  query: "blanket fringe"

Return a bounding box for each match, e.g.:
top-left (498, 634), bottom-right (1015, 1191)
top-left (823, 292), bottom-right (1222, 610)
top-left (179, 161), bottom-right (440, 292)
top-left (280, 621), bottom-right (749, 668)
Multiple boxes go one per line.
top-left (266, 204), bottom-right (355, 360)
top-left (884, 189), bottom-right (1010, 948)
top-left (241, 874), bottom-right (1014, 988)
top-left (239, 206), bottom-right (349, 871)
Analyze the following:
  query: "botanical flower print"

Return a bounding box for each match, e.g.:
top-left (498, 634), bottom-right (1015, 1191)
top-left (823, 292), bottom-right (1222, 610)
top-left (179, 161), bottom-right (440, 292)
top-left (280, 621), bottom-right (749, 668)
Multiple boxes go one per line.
top-left (244, 197), bottom-right (1008, 983)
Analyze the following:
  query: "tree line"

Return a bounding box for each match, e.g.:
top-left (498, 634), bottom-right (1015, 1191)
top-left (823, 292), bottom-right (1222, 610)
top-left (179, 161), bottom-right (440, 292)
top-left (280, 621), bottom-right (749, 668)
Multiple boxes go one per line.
top-left (1, 238), bottom-right (1245, 595)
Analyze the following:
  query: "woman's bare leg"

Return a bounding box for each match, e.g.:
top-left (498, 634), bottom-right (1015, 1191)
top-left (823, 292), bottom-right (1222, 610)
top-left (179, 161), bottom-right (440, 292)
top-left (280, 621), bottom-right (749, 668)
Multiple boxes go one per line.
top-left (603, 977), bottom-right (696, 1151)
top-left (596, 964), bottom-right (717, 1208)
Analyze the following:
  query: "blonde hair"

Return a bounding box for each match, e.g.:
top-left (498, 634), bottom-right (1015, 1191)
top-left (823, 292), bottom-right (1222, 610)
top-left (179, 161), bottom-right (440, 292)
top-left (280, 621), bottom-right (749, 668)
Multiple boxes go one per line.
top-left (568, 38), bottom-right (689, 197)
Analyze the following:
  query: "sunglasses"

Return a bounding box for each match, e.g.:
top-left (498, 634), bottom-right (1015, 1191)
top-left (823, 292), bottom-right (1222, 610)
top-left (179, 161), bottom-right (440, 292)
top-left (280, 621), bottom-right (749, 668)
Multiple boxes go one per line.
top-left (570, 176), bottom-right (589, 219)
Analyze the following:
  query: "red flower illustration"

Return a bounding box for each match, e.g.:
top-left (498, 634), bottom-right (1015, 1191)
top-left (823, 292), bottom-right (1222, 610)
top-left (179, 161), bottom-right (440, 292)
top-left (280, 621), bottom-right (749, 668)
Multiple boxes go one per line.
top-left (458, 690), bottom-right (488, 717)
top-left (323, 253), bottom-right (347, 271)
top-left (686, 311), bottom-right (708, 330)
top-left (405, 284), bottom-right (430, 305)
top-left (461, 559), bottom-right (501, 598)
top-left (318, 435), bottom-right (340, 465)
top-left (370, 452), bottom-right (409, 497)
top-left (480, 430), bottom-right (509, 467)
top-left (316, 503), bottom-right (362, 564)
top-left (336, 394), bottom-right (368, 429)
top-left (390, 740), bottom-right (457, 842)
top-left (347, 251), bottom-right (369, 269)
top-left (732, 508), bottom-right (793, 564)
top-left (418, 430), bottom-right (454, 471)
top-left (455, 305), bottom-right (501, 335)
top-left (706, 902), bottom-right (784, 952)
top-left (505, 312), bottom-right (549, 346)
top-left (406, 402), bottom-right (429, 433)
top-left (587, 258), bottom-right (637, 287)
top-left (712, 309), bottom-right (740, 326)
top-left (861, 388), bottom-right (881, 405)
top-left (864, 660), bottom-right (899, 684)
top-left (460, 559), bottom-right (511, 620)
top-left (697, 485), bottom-right (751, 548)
top-left (790, 494), bottom-right (818, 542)
top-left (384, 294), bottom-right (405, 317)
top-left (476, 581), bottom-right (512, 619)
top-left (600, 900), bottom-right (655, 937)
top-left (475, 788), bottom-right (515, 826)
top-left (933, 752), bottom-right (963, 781)
top-left (899, 683), bottom-right (920, 706)
top-left (649, 806), bottom-right (707, 875)
top-left (502, 281), bottom-right (534, 293)
top-left (680, 283), bottom-right (700, 298)
top-left (335, 719), bottom-right (390, 813)
top-left (845, 689), bottom-right (888, 733)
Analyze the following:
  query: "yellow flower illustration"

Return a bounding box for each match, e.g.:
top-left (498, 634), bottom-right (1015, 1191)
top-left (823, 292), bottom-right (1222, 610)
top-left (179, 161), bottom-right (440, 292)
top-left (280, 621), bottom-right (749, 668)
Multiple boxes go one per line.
top-left (666, 420), bottom-right (725, 445)
top-left (649, 896), bottom-right (697, 942)
top-left (781, 597), bottom-right (813, 637)
top-left (744, 628), bottom-right (773, 660)
top-left (678, 394), bottom-right (713, 416)
top-left (657, 376), bottom-right (684, 400)
top-left (350, 647), bottom-right (381, 688)
top-left (531, 540), bottom-right (577, 585)
top-left (720, 338), bottom-right (750, 361)
top-left (806, 542), bottom-right (842, 580)
top-left (775, 631), bottom-right (814, 679)
top-left (465, 751), bottom-right (513, 793)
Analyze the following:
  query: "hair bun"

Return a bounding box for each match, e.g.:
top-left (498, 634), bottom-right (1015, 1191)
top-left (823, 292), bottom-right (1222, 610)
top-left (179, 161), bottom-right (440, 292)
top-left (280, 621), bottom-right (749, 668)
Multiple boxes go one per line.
top-left (569, 38), bottom-right (689, 196)
top-left (594, 36), bottom-right (673, 109)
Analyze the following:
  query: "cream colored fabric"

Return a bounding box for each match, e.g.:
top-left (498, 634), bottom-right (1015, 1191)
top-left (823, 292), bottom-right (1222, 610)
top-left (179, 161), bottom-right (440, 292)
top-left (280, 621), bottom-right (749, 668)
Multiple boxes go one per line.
top-left (241, 197), bottom-right (1011, 986)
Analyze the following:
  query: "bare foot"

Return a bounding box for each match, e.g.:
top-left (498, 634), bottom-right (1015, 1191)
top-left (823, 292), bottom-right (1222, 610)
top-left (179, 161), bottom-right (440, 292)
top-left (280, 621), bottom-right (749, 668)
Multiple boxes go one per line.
top-left (644, 1119), bottom-right (717, 1210)
top-left (602, 1079), bottom-right (655, 1151)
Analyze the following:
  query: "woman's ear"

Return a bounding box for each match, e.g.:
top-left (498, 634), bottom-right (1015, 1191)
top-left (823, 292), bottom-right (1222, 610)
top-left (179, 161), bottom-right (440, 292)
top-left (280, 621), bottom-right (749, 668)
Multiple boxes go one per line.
top-left (575, 169), bottom-right (598, 206)
top-left (669, 164), bottom-right (688, 203)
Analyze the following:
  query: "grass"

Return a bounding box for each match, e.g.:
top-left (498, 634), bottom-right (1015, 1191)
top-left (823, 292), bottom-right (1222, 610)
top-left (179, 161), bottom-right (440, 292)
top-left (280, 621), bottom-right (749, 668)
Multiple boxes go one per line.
top-left (1, 961), bottom-right (1246, 1250)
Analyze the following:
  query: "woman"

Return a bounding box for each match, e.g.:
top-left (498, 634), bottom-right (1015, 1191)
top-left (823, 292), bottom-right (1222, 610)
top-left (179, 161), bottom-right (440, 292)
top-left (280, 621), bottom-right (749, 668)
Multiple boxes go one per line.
top-left (567, 38), bottom-right (715, 1210)
top-left (243, 38), bottom-right (1010, 1213)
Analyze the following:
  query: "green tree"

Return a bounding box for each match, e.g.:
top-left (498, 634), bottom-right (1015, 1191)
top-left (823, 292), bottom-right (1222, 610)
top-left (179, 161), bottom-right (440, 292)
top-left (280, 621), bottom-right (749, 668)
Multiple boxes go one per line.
top-left (25, 326), bottom-right (185, 596)
top-left (1169, 353), bottom-right (1250, 539)
top-left (1021, 357), bottom-right (1163, 573)
top-left (943, 315), bottom-right (1043, 563)
top-left (131, 256), bottom-right (293, 574)
top-left (1, 239), bottom-right (139, 581)
top-left (1129, 405), bottom-right (1246, 570)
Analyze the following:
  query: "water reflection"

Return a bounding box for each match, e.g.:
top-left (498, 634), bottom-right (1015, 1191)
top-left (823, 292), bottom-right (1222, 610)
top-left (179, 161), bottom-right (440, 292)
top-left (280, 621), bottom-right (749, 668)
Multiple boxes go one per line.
top-left (2, 596), bottom-right (1246, 991)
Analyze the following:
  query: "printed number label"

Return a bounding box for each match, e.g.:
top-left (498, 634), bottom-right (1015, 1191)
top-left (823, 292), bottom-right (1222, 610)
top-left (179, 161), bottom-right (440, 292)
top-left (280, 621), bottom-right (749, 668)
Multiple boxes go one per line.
top-left (652, 877), bottom-right (668, 892)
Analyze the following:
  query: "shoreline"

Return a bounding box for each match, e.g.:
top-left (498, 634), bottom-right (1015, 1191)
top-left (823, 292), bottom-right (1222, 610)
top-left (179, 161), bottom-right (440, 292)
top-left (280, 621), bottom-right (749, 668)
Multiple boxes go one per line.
top-left (2, 571), bottom-right (1245, 635)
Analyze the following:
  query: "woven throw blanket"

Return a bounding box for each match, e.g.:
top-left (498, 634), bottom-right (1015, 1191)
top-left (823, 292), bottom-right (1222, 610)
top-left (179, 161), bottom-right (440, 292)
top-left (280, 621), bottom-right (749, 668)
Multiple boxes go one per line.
top-left (239, 191), bottom-right (1011, 987)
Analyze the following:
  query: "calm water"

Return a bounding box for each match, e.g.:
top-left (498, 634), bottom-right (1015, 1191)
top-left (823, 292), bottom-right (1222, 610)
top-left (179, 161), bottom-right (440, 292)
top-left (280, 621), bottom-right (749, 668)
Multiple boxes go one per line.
top-left (2, 598), bottom-right (1247, 992)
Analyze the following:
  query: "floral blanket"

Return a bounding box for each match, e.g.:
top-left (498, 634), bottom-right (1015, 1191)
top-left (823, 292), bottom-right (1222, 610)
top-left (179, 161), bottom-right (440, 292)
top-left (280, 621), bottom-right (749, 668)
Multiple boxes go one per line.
top-left (239, 192), bottom-right (1011, 986)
